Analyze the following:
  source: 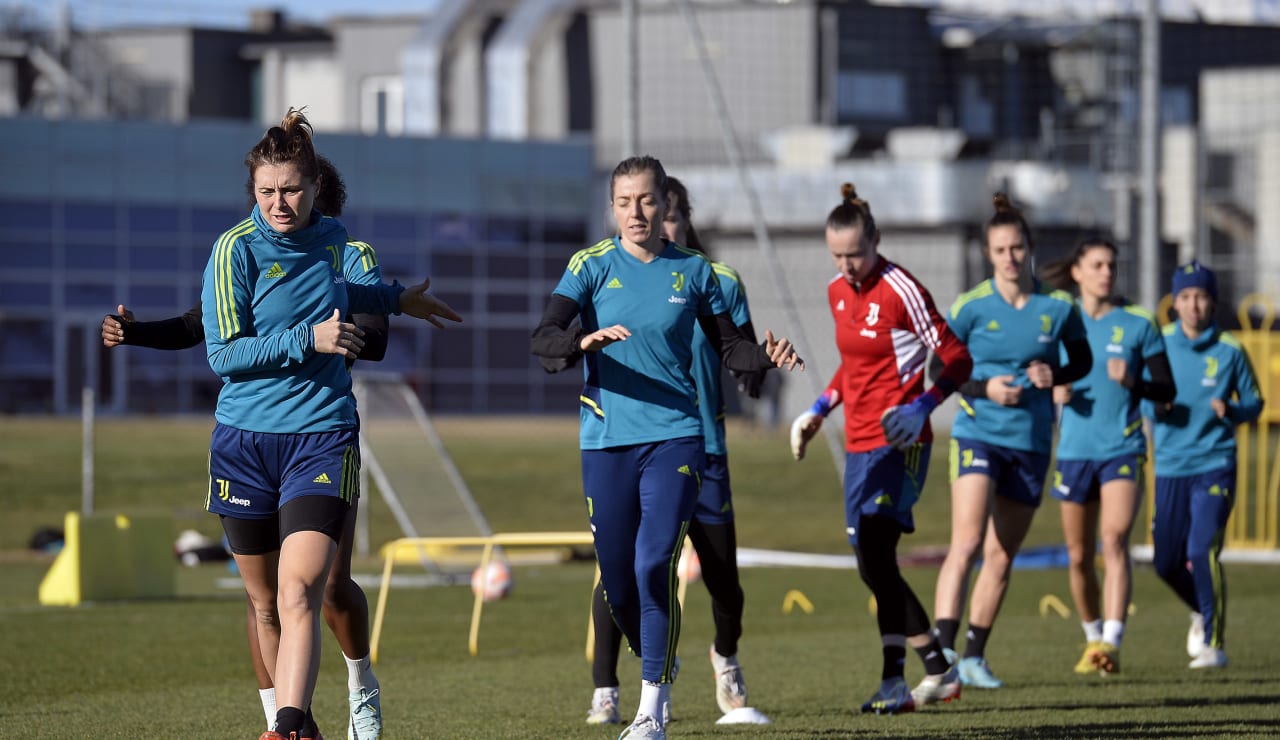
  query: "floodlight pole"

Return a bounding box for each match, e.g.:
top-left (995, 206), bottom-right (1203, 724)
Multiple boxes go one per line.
top-left (1138, 0), bottom-right (1161, 309)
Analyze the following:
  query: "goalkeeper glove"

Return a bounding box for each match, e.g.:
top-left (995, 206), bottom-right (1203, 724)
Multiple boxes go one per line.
top-left (791, 392), bottom-right (836, 460)
top-left (879, 392), bottom-right (940, 451)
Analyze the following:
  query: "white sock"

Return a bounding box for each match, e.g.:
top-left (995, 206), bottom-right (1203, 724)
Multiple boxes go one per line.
top-left (710, 645), bottom-right (738, 673)
top-left (1082, 619), bottom-right (1103, 643)
top-left (344, 652), bottom-right (378, 692)
top-left (1102, 619), bottom-right (1125, 648)
top-left (637, 680), bottom-right (664, 726)
top-left (259, 688), bottom-right (276, 729)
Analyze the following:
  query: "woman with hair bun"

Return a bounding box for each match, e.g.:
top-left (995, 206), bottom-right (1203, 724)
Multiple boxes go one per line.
top-left (930, 193), bottom-right (1091, 689)
top-left (201, 108), bottom-right (461, 740)
top-left (789, 183), bottom-right (973, 715)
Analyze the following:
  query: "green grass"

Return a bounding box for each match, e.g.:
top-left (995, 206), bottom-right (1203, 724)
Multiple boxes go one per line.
top-left (1, 416), bottom-right (1279, 738)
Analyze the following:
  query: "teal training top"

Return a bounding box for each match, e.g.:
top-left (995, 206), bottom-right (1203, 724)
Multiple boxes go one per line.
top-left (691, 261), bottom-right (752, 456)
top-left (553, 237), bottom-right (729, 450)
top-left (948, 279), bottom-right (1086, 454)
top-left (202, 206), bottom-right (402, 434)
top-left (1145, 322), bottom-right (1265, 476)
top-left (1056, 300), bottom-right (1165, 460)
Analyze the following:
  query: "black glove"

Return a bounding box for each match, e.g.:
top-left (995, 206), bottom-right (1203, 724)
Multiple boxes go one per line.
top-left (539, 351), bottom-right (582, 374)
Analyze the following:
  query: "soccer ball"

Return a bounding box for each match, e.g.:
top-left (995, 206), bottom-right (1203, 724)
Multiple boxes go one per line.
top-left (471, 561), bottom-right (513, 602)
top-left (677, 546), bottom-right (701, 584)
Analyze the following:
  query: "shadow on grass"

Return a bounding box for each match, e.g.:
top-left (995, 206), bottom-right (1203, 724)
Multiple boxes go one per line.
top-left (672, 717), bottom-right (1280, 739)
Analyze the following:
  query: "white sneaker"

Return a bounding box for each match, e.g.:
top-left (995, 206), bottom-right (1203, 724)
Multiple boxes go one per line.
top-left (347, 686), bottom-right (382, 740)
top-left (617, 714), bottom-right (665, 740)
top-left (1186, 612), bottom-right (1205, 658)
top-left (911, 663), bottom-right (962, 706)
top-left (587, 686), bottom-right (621, 725)
top-left (710, 646), bottom-right (748, 714)
top-left (662, 657), bottom-right (679, 723)
top-left (1189, 647), bottom-right (1228, 669)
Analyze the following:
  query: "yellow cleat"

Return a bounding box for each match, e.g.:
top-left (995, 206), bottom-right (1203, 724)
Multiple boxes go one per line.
top-left (1090, 643), bottom-right (1120, 674)
top-left (1074, 642), bottom-right (1102, 675)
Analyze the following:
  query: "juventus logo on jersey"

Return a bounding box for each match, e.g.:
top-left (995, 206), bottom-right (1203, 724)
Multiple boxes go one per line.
top-left (866, 302), bottom-right (881, 326)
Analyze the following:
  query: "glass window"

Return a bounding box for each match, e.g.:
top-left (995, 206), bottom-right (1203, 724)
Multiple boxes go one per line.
top-left (130, 284), bottom-right (180, 308)
top-left (489, 329), bottom-right (536, 368)
top-left (65, 282), bottom-right (117, 308)
top-left (6, 243), bottom-right (53, 269)
top-left (837, 70), bottom-right (907, 120)
top-left (128, 206), bottom-right (181, 233)
top-left (129, 244), bottom-right (183, 271)
top-left (432, 253), bottom-right (474, 278)
top-left (192, 208), bottom-right (246, 235)
top-left (428, 214), bottom-right (483, 246)
top-left (488, 256), bottom-right (535, 280)
top-left (486, 293), bottom-right (529, 314)
top-left (0, 282), bottom-right (51, 307)
top-left (368, 213), bottom-right (418, 241)
top-left (0, 199), bottom-right (53, 231)
top-left (66, 243), bottom-right (118, 271)
top-left (65, 203), bottom-right (118, 232)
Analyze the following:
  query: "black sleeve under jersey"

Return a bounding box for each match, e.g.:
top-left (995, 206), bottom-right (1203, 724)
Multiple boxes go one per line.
top-left (1131, 351), bottom-right (1176, 403)
top-left (530, 294), bottom-right (584, 360)
top-left (350, 313), bottom-right (389, 363)
top-left (1051, 337), bottom-right (1093, 386)
top-left (120, 302), bottom-right (204, 350)
top-left (728, 320), bottom-right (767, 398)
top-left (697, 313), bottom-right (777, 374)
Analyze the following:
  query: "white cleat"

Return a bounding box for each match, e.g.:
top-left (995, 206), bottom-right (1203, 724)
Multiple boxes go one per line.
top-left (1186, 612), bottom-right (1205, 658)
top-left (912, 663), bottom-right (962, 707)
top-left (617, 714), bottom-right (664, 740)
top-left (587, 686), bottom-right (621, 725)
top-left (710, 646), bottom-right (748, 714)
top-left (1189, 647), bottom-right (1228, 669)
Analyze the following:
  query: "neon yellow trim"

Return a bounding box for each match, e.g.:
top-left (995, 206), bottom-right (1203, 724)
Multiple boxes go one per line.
top-left (957, 396), bottom-right (976, 417)
top-left (579, 395), bottom-right (605, 418)
top-left (213, 219), bottom-right (255, 339)
top-left (1120, 304), bottom-right (1159, 332)
top-left (568, 238), bottom-right (616, 275)
top-left (1124, 419), bottom-right (1143, 437)
top-left (349, 240), bottom-right (379, 272)
top-left (949, 438), bottom-right (959, 483)
top-left (950, 280), bottom-right (994, 320)
top-left (711, 262), bottom-right (741, 285)
top-left (670, 243), bottom-right (712, 264)
top-left (664, 519), bottom-right (691, 682)
top-left (1208, 528), bottom-right (1225, 649)
top-left (1162, 323), bottom-right (1176, 336)
top-left (1218, 331), bottom-right (1242, 350)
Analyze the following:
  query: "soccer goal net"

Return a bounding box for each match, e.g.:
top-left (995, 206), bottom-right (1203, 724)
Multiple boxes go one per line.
top-left (353, 371), bottom-right (496, 576)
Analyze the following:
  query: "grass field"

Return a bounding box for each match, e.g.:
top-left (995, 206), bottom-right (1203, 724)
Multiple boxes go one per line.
top-left (1, 415), bottom-right (1279, 738)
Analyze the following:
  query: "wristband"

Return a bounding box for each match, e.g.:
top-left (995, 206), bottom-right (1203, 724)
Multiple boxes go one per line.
top-left (810, 390), bottom-right (836, 417)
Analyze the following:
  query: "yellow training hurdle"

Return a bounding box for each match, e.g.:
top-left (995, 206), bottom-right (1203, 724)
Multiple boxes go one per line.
top-left (370, 531), bottom-right (596, 663)
top-left (1145, 293), bottom-right (1279, 549)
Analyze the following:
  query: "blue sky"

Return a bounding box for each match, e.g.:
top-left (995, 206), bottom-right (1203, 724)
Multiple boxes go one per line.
top-left (10, 1), bottom-right (440, 30)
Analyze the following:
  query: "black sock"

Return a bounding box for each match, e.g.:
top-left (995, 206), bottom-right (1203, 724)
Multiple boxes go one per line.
top-left (881, 644), bottom-right (907, 680)
top-left (301, 706), bottom-right (318, 736)
top-left (914, 637), bottom-right (951, 675)
top-left (964, 624), bottom-right (992, 659)
top-left (934, 618), bottom-right (960, 652)
top-left (274, 706), bottom-right (306, 735)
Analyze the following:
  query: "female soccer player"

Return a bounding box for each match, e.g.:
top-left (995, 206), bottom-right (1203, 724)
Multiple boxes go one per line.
top-left (531, 156), bottom-right (802, 740)
top-left (1041, 238), bottom-right (1175, 675)
top-left (202, 108), bottom-right (459, 740)
top-left (1148, 261), bottom-right (1263, 669)
top-left (931, 193), bottom-right (1091, 689)
top-left (102, 156), bottom-right (387, 738)
top-left (789, 183), bottom-right (973, 715)
top-left (582, 177), bottom-right (758, 725)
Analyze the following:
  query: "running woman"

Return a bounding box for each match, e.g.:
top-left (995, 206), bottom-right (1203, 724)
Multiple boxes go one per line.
top-left (1041, 238), bottom-right (1175, 676)
top-left (581, 177), bottom-right (758, 726)
top-left (789, 183), bottom-right (973, 715)
top-left (1147, 261), bottom-right (1263, 669)
top-left (931, 193), bottom-right (1092, 689)
top-left (203, 108), bottom-right (460, 740)
top-left (102, 156), bottom-right (387, 738)
top-left (531, 156), bottom-right (802, 740)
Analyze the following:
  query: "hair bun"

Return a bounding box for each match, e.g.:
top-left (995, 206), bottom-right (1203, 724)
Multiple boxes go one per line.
top-left (992, 192), bottom-right (1014, 213)
top-left (840, 182), bottom-right (858, 203)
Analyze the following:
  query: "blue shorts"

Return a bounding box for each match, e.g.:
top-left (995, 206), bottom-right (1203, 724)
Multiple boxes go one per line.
top-left (206, 423), bottom-right (360, 520)
top-left (950, 437), bottom-right (1050, 508)
top-left (1051, 454), bottom-right (1144, 504)
top-left (842, 444), bottom-right (931, 545)
top-left (692, 453), bottom-right (733, 525)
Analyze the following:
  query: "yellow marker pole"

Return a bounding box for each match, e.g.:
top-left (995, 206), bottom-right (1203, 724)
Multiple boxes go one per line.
top-left (469, 540), bottom-right (497, 656)
top-left (370, 542), bottom-right (398, 664)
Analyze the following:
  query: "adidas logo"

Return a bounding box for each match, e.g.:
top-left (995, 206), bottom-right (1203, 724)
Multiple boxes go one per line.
top-left (677, 464), bottom-right (691, 476)
top-left (265, 262), bottom-right (286, 279)
top-left (606, 277), bottom-right (624, 289)
top-left (313, 472), bottom-right (332, 484)
top-left (986, 319), bottom-right (1000, 331)
top-left (836, 299), bottom-right (845, 311)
